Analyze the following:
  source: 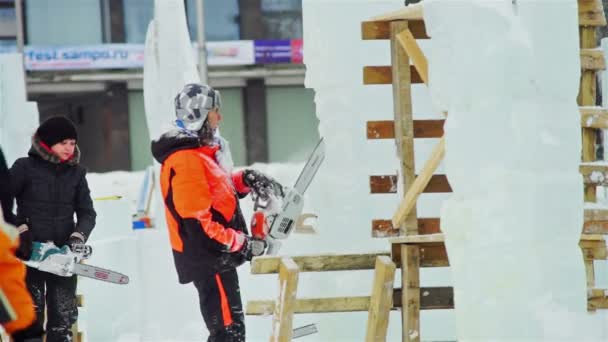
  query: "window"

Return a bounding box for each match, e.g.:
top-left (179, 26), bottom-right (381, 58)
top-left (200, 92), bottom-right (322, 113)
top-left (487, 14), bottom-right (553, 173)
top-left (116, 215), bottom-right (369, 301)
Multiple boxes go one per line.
top-left (26, 0), bottom-right (102, 45)
top-left (261, 0), bottom-right (302, 39)
top-left (185, 0), bottom-right (240, 42)
top-left (122, 0), bottom-right (154, 44)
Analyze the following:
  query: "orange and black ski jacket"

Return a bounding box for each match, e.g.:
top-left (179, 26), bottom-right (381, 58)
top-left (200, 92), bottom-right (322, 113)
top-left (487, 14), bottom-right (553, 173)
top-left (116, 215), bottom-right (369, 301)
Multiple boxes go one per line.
top-left (0, 218), bottom-right (35, 334)
top-left (151, 130), bottom-right (251, 284)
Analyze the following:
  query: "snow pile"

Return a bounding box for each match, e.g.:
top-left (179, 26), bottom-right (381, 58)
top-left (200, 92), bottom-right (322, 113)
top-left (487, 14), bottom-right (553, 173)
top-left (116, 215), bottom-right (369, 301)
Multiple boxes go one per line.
top-left (423, 0), bottom-right (607, 340)
top-left (0, 54), bottom-right (39, 165)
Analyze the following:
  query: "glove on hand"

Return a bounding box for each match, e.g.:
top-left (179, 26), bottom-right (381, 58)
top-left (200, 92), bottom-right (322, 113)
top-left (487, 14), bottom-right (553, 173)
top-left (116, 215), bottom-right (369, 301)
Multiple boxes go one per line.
top-left (242, 169), bottom-right (283, 199)
top-left (239, 235), bottom-right (267, 261)
top-left (15, 224), bottom-right (32, 260)
top-left (68, 233), bottom-right (92, 259)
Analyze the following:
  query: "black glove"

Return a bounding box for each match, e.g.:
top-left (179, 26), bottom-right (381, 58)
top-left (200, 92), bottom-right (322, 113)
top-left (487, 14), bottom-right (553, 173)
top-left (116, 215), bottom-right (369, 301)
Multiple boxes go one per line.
top-left (239, 236), bottom-right (267, 261)
top-left (242, 169), bottom-right (283, 199)
top-left (68, 233), bottom-right (92, 259)
top-left (15, 224), bottom-right (32, 260)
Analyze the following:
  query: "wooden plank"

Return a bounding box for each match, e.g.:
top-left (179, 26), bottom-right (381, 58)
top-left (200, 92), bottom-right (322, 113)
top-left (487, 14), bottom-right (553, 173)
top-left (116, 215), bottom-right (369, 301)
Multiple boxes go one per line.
top-left (580, 238), bottom-right (607, 260)
top-left (579, 26), bottom-right (598, 202)
top-left (248, 297), bottom-right (371, 315)
top-left (367, 120), bottom-right (444, 139)
top-left (246, 287), bottom-right (453, 316)
top-left (370, 175), bottom-right (398, 194)
top-left (366, 256), bottom-right (396, 342)
top-left (363, 65), bottom-right (423, 84)
top-left (401, 245), bottom-right (420, 342)
top-left (579, 0), bottom-right (607, 26)
top-left (393, 137), bottom-right (445, 227)
top-left (372, 217), bottom-right (440, 237)
top-left (391, 21), bottom-right (418, 236)
top-left (588, 289), bottom-right (608, 311)
top-left (370, 174), bottom-right (451, 194)
top-left (580, 107), bottom-right (608, 128)
top-left (271, 259), bottom-right (299, 342)
top-left (371, 3), bottom-right (423, 21)
top-left (393, 287), bottom-right (454, 310)
top-left (584, 208), bottom-right (608, 234)
top-left (397, 29), bottom-right (428, 83)
top-left (581, 49), bottom-right (606, 70)
top-left (251, 253), bottom-right (391, 274)
top-left (580, 163), bottom-right (608, 186)
top-left (391, 240), bottom-right (448, 267)
top-left (362, 20), bottom-right (428, 40)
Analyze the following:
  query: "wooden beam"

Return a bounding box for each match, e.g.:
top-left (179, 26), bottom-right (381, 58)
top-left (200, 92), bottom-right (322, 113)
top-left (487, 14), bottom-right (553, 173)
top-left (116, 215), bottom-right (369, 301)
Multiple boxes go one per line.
top-left (401, 245), bottom-right (420, 342)
top-left (271, 259), bottom-right (299, 342)
top-left (366, 256), bottom-right (396, 342)
top-left (251, 253), bottom-right (391, 274)
top-left (581, 49), bottom-right (606, 70)
top-left (580, 237), bottom-right (607, 260)
top-left (391, 21), bottom-right (419, 235)
top-left (580, 163), bottom-right (608, 185)
top-left (372, 217), bottom-right (440, 237)
top-left (370, 174), bottom-right (451, 194)
top-left (584, 208), bottom-right (608, 234)
top-left (397, 29), bottom-right (428, 83)
top-left (371, 3), bottom-right (424, 22)
top-left (248, 296), bottom-right (371, 315)
top-left (246, 287), bottom-right (453, 316)
top-left (393, 137), bottom-right (445, 227)
top-left (578, 0), bottom-right (607, 26)
top-left (362, 20), bottom-right (428, 40)
top-left (363, 65), bottom-right (423, 84)
top-left (580, 107), bottom-right (608, 128)
top-left (367, 120), bottom-right (444, 139)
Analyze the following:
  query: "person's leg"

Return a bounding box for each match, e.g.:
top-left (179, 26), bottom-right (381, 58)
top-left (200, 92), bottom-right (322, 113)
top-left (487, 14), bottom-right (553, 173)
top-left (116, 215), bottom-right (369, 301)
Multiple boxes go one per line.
top-left (44, 274), bottom-right (77, 342)
top-left (193, 268), bottom-right (245, 342)
top-left (11, 267), bottom-right (45, 342)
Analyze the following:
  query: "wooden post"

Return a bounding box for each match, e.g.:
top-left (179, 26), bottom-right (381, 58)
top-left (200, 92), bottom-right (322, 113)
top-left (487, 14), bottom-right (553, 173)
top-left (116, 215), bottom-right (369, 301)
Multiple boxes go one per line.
top-left (366, 256), bottom-right (397, 342)
top-left (270, 258), bottom-right (300, 342)
top-left (579, 26), bottom-right (598, 202)
top-left (401, 245), bottom-right (420, 342)
top-left (585, 259), bottom-right (595, 288)
top-left (391, 21), bottom-right (418, 235)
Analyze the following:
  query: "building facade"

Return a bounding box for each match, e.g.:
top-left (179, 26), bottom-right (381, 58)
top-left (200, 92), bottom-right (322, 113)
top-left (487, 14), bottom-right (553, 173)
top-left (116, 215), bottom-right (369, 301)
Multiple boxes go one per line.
top-left (0, 0), bottom-right (319, 171)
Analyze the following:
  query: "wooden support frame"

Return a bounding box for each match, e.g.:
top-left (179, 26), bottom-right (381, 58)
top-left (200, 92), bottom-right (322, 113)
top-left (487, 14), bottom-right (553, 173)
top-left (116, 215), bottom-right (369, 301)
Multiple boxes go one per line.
top-left (271, 258), bottom-right (300, 342)
top-left (580, 163), bottom-right (608, 185)
top-left (366, 256), bottom-right (397, 342)
top-left (370, 174), bottom-right (451, 194)
top-left (362, 20), bottom-right (428, 40)
top-left (364, 65), bottom-right (424, 84)
top-left (579, 0), bottom-right (607, 26)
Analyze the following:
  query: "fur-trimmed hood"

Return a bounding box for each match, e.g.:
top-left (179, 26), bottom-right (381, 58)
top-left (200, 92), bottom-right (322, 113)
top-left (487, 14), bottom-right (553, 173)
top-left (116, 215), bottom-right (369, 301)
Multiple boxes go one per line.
top-left (28, 134), bottom-right (80, 166)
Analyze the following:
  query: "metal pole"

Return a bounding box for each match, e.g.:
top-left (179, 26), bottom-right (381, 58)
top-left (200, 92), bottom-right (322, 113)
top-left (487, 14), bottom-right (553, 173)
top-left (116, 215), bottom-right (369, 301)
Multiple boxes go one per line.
top-left (195, 0), bottom-right (208, 84)
top-left (15, 0), bottom-right (24, 53)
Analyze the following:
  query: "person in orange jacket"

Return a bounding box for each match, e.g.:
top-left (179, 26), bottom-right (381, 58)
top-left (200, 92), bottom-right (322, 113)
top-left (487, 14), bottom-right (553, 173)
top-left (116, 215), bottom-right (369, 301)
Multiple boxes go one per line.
top-left (0, 147), bottom-right (35, 337)
top-left (151, 83), bottom-right (274, 341)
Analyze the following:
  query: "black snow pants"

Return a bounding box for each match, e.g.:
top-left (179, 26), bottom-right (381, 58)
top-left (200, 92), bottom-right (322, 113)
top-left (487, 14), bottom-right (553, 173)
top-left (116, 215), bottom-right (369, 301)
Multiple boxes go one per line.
top-left (12, 267), bottom-right (78, 342)
top-left (193, 268), bottom-right (245, 342)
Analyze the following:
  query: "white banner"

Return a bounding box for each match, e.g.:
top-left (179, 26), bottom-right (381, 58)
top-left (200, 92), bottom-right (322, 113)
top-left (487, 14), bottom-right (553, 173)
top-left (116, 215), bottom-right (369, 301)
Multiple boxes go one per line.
top-left (23, 41), bottom-right (256, 71)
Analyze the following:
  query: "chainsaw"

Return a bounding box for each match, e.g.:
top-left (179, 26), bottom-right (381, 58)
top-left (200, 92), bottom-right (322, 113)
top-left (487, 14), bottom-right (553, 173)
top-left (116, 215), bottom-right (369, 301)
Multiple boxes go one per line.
top-left (250, 138), bottom-right (325, 255)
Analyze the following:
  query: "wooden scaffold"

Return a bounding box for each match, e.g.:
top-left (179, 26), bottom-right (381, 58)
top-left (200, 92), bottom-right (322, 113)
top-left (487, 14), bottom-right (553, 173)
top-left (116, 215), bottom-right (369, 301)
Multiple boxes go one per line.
top-left (245, 1), bottom-right (608, 342)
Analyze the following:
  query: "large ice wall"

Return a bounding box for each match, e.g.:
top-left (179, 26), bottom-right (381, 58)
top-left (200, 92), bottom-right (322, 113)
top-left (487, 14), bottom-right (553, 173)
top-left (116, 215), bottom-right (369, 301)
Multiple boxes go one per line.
top-left (423, 0), bottom-right (605, 340)
top-left (0, 54), bottom-right (39, 165)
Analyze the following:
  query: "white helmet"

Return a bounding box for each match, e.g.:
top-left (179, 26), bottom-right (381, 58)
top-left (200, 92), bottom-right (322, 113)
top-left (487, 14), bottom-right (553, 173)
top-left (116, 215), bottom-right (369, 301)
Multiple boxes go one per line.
top-left (174, 83), bottom-right (222, 131)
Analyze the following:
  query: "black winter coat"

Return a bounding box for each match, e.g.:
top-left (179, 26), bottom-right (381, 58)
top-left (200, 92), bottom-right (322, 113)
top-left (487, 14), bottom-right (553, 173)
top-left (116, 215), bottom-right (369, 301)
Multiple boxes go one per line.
top-left (0, 147), bottom-right (15, 225)
top-left (9, 136), bottom-right (96, 247)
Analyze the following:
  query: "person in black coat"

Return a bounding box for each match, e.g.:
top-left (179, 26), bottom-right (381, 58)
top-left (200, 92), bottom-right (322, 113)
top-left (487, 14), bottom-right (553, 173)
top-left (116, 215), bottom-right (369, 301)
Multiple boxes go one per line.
top-left (10, 116), bottom-right (96, 342)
